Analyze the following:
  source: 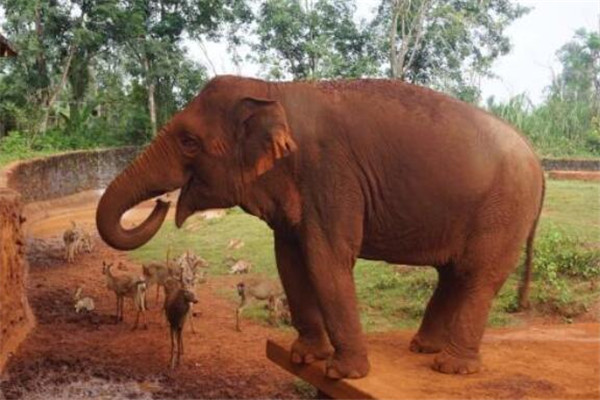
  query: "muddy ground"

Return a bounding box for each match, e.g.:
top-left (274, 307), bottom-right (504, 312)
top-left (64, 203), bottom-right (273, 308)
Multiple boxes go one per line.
top-left (0, 193), bottom-right (599, 399)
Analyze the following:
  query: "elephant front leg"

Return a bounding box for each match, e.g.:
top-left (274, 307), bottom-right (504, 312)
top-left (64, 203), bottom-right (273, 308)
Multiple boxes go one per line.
top-left (300, 228), bottom-right (370, 379)
top-left (275, 232), bottom-right (333, 365)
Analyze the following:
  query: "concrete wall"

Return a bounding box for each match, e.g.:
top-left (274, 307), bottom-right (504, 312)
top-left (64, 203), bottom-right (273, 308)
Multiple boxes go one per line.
top-left (541, 158), bottom-right (600, 172)
top-left (3, 146), bottom-right (140, 203)
top-left (0, 146), bottom-right (140, 372)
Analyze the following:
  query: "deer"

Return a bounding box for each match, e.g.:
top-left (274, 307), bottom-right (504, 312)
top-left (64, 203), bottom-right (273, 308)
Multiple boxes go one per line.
top-left (63, 221), bottom-right (81, 263)
top-left (235, 279), bottom-right (284, 331)
top-left (63, 221), bottom-right (94, 262)
top-left (164, 276), bottom-right (198, 369)
top-left (102, 261), bottom-right (147, 329)
top-left (173, 250), bottom-right (209, 333)
top-left (141, 248), bottom-right (183, 305)
top-left (226, 238), bottom-right (244, 250)
top-left (229, 259), bottom-right (252, 274)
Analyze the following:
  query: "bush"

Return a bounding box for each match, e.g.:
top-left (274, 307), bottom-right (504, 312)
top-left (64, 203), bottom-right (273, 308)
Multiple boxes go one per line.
top-left (535, 225), bottom-right (600, 281)
top-left (0, 131), bottom-right (32, 156)
top-left (529, 225), bottom-right (600, 318)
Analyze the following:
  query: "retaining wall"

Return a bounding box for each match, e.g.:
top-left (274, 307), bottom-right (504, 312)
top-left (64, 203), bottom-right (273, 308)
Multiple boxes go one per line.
top-left (0, 146), bottom-right (140, 372)
top-left (541, 158), bottom-right (600, 172)
top-left (3, 146), bottom-right (140, 203)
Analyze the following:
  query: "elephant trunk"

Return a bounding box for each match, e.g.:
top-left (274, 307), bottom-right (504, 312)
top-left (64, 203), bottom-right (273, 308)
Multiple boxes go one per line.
top-left (96, 134), bottom-right (188, 251)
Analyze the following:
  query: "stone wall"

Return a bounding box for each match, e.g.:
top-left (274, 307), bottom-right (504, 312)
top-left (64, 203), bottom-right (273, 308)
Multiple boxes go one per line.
top-left (541, 158), bottom-right (600, 172)
top-left (0, 189), bottom-right (33, 372)
top-left (3, 146), bottom-right (140, 203)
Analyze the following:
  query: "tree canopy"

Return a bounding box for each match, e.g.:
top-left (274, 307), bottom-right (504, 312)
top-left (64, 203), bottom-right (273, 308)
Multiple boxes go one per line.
top-left (0, 0), bottom-right (597, 158)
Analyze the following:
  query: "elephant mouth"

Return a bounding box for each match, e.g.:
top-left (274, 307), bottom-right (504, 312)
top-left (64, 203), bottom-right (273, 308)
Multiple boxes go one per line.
top-left (175, 177), bottom-right (196, 228)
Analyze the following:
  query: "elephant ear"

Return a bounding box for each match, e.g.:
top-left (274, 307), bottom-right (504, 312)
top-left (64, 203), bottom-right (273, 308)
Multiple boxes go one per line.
top-left (236, 97), bottom-right (298, 177)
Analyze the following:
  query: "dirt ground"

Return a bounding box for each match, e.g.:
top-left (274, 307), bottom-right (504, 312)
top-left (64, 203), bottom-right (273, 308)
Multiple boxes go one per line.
top-left (1, 192), bottom-right (599, 399)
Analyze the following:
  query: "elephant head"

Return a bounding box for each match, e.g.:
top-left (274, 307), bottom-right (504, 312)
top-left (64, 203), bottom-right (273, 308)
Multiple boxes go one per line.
top-left (96, 77), bottom-right (298, 250)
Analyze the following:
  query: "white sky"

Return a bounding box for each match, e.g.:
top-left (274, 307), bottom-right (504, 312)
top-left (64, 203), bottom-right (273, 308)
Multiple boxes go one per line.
top-left (2, 1), bottom-right (599, 105)
top-left (480, 0), bottom-right (600, 104)
top-left (189, 0), bottom-right (600, 105)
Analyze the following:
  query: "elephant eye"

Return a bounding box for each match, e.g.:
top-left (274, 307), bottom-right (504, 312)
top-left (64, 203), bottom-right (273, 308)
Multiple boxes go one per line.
top-left (180, 132), bottom-right (201, 154)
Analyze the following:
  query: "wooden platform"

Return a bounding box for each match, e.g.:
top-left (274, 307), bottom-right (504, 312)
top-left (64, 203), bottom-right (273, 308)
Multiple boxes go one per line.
top-left (266, 324), bottom-right (600, 399)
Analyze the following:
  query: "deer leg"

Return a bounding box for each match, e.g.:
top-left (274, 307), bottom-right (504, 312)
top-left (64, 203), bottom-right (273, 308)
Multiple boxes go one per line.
top-left (170, 328), bottom-right (176, 370)
top-left (188, 308), bottom-right (196, 334)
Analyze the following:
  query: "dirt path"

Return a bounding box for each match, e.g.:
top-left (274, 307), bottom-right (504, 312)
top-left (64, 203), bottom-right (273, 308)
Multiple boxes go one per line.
top-left (1, 193), bottom-right (599, 399)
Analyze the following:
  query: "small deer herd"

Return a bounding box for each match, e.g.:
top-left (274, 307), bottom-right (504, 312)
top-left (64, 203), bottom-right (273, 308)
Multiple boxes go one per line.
top-left (62, 222), bottom-right (287, 370)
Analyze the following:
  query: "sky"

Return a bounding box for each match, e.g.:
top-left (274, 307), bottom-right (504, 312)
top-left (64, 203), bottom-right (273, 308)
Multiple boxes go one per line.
top-left (189, 0), bottom-right (600, 105)
top-left (479, 0), bottom-right (599, 104)
top-left (1, 1), bottom-right (598, 105)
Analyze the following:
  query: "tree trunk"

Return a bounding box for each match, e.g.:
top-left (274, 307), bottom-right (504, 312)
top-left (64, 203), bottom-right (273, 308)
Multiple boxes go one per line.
top-left (389, 0), bottom-right (400, 78)
top-left (144, 55), bottom-right (157, 135)
top-left (40, 44), bottom-right (75, 134)
top-left (34, 2), bottom-right (50, 104)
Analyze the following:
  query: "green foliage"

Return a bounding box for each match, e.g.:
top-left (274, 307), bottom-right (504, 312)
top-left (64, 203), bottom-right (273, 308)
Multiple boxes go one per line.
top-left (373, 0), bottom-right (529, 101)
top-left (252, 0), bottom-right (378, 80)
top-left (0, 0), bottom-right (246, 155)
top-left (534, 225), bottom-right (600, 281)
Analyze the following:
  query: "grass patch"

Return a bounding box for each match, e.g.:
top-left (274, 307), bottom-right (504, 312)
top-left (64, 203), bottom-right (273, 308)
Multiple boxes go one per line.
top-left (541, 180), bottom-right (600, 242)
top-left (129, 179), bottom-right (600, 332)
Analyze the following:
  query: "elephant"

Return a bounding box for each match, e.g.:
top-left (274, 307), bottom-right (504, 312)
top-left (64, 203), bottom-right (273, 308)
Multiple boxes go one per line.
top-left (96, 76), bottom-right (545, 379)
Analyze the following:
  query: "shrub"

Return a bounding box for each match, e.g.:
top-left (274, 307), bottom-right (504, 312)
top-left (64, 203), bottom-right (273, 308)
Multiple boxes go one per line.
top-left (535, 225), bottom-right (600, 281)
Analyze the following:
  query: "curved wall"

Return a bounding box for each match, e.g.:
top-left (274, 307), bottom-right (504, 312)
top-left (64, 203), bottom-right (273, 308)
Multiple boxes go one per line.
top-left (3, 146), bottom-right (140, 203)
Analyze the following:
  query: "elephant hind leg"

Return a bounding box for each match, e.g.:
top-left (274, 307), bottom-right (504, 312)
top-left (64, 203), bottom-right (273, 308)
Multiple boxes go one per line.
top-left (432, 235), bottom-right (523, 374)
top-left (410, 265), bottom-right (457, 354)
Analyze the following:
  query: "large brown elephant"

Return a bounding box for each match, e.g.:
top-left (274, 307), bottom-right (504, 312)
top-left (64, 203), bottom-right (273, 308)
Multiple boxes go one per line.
top-left (96, 76), bottom-right (545, 379)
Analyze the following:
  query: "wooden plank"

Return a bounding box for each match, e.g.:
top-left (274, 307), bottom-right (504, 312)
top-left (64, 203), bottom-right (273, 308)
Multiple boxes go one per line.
top-left (266, 340), bottom-right (373, 399)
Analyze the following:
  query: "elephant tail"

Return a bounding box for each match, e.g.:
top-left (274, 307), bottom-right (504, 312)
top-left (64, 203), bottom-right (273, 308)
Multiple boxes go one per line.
top-left (517, 173), bottom-right (546, 310)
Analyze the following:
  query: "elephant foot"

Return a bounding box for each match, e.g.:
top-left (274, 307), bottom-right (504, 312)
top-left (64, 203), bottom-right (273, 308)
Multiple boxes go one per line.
top-left (291, 335), bottom-right (333, 365)
top-left (432, 350), bottom-right (481, 374)
top-left (409, 334), bottom-right (444, 354)
top-left (326, 352), bottom-right (370, 380)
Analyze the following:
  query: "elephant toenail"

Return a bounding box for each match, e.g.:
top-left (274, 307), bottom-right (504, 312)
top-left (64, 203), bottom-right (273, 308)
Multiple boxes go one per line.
top-left (326, 367), bottom-right (343, 380)
top-left (348, 370), bottom-right (362, 379)
top-left (304, 354), bottom-right (315, 364)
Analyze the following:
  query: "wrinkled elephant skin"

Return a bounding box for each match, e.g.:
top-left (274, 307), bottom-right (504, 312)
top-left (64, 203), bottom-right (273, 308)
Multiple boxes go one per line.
top-left (96, 76), bottom-right (545, 379)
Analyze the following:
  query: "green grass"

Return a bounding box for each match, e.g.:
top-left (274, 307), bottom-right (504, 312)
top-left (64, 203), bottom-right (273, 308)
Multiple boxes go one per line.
top-left (130, 208), bottom-right (277, 277)
top-left (129, 179), bottom-right (600, 332)
top-left (541, 180), bottom-right (600, 242)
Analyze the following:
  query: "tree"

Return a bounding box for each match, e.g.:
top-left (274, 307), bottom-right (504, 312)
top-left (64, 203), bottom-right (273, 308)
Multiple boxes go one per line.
top-left (0, 0), bottom-right (76, 135)
top-left (108, 0), bottom-right (250, 134)
top-left (374, 0), bottom-right (529, 102)
top-left (1, 0), bottom-right (249, 145)
top-left (253, 0), bottom-right (378, 80)
top-left (552, 28), bottom-right (600, 104)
